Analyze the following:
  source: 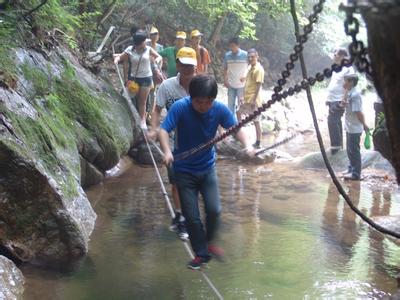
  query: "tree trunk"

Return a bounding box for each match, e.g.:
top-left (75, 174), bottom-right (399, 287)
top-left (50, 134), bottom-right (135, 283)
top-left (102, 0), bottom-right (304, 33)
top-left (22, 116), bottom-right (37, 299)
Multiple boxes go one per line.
top-left (78, 0), bottom-right (85, 15)
top-left (208, 12), bottom-right (228, 47)
top-left (362, 6), bottom-right (400, 183)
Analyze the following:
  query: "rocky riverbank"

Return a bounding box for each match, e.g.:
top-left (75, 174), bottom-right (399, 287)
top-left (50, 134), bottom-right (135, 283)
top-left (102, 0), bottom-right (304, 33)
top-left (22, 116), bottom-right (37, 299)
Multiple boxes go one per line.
top-left (0, 44), bottom-right (140, 272)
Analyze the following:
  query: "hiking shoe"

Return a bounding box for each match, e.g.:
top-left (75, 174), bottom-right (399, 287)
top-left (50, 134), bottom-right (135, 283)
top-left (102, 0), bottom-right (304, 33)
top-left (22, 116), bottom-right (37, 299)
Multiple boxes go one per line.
top-left (253, 141), bottom-right (261, 149)
top-left (208, 245), bottom-right (225, 262)
top-left (187, 256), bottom-right (210, 270)
top-left (169, 213), bottom-right (180, 232)
top-left (340, 169), bottom-right (352, 176)
top-left (176, 221), bottom-right (189, 241)
top-left (343, 174), bottom-right (361, 181)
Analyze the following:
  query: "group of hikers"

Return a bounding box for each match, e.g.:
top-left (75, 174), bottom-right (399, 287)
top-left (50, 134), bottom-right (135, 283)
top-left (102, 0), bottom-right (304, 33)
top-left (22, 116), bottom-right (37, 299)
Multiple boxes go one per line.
top-left (325, 48), bottom-right (369, 181)
top-left (113, 26), bottom-right (370, 270)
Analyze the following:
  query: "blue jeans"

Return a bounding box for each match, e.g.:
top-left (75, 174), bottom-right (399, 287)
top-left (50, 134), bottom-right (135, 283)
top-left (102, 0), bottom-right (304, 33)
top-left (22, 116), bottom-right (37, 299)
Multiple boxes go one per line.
top-left (346, 132), bottom-right (362, 178)
top-left (175, 167), bottom-right (221, 259)
top-left (227, 87), bottom-right (243, 115)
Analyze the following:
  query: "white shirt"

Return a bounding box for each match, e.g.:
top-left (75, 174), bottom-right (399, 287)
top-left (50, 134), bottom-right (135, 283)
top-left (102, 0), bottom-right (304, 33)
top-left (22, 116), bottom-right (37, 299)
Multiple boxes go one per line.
top-left (224, 49), bottom-right (248, 88)
top-left (156, 74), bottom-right (188, 110)
top-left (326, 66), bottom-right (355, 102)
top-left (124, 46), bottom-right (152, 78)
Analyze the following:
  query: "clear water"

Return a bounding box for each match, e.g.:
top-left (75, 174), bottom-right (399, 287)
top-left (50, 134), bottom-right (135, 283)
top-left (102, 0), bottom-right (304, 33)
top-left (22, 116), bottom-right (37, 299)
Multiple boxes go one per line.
top-left (22, 135), bottom-right (400, 299)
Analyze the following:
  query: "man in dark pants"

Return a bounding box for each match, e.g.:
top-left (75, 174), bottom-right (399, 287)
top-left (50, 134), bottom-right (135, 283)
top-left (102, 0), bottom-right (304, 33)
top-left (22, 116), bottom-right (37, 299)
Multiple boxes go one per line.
top-left (159, 75), bottom-right (253, 269)
top-left (326, 48), bottom-right (354, 154)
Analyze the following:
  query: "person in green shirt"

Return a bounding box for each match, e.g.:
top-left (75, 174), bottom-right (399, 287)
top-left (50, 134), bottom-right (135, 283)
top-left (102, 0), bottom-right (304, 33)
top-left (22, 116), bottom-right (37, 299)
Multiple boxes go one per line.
top-left (159, 31), bottom-right (186, 78)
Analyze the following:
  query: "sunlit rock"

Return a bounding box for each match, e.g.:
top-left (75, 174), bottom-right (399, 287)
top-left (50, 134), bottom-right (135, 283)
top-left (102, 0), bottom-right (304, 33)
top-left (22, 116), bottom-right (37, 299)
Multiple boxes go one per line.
top-left (295, 149), bottom-right (395, 174)
top-left (0, 255), bottom-right (24, 300)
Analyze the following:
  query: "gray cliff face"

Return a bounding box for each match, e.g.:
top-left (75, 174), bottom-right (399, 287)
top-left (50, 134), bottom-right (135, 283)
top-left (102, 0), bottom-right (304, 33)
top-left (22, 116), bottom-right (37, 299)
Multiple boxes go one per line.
top-left (0, 255), bottom-right (24, 300)
top-left (0, 46), bottom-right (139, 266)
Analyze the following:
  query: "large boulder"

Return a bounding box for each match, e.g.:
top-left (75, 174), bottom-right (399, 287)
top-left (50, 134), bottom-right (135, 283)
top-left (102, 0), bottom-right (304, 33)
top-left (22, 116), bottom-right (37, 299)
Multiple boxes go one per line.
top-left (0, 255), bottom-right (24, 300)
top-left (295, 149), bottom-right (395, 174)
top-left (362, 6), bottom-right (400, 183)
top-left (0, 46), bottom-right (139, 265)
top-left (217, 136), bottom-right (276, 164)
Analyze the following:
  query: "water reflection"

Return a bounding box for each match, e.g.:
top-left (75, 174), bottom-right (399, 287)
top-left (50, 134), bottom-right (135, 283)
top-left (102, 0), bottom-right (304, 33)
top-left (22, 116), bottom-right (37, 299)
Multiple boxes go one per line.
top-left (22, 161), bottom-right (400, 299)
top-left (321, 181), bottom-right (399, 297)
top-left (322, 181), bottom-right (361, 252)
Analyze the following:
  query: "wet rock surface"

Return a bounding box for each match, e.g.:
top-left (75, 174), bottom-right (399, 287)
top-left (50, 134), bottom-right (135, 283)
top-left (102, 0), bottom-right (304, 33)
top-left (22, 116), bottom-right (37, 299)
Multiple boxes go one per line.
top-left (295, 149), bottom-right (395, 175)
top-left (0, 46), bottom-right (139, 266)
top-left (0, 255), bottom-right (24, 300)
top-left (217, 137), bottom-right (276, 164)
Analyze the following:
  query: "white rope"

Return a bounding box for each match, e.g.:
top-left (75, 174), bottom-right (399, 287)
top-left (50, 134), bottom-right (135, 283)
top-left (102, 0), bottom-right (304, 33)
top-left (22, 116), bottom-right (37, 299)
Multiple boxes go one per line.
top-left (142, 132), bottom-right (224, 300)
top-left (112, 48), bottom-right (223, 298)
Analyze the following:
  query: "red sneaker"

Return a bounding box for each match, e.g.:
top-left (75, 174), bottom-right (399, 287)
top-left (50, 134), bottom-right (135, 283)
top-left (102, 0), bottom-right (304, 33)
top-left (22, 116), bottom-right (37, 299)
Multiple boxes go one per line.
top-left (187, 256), bottom-right (210, 270)
top-left (208, 245), bottom-right (225, 262)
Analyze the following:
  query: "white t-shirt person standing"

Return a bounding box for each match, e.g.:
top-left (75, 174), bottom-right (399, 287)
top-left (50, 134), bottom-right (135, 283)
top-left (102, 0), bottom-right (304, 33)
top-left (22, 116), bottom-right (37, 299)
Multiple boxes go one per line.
top-left (223, 37), bottom-right (248, 120)
top-left (326, 48), bottom-right (354, 154)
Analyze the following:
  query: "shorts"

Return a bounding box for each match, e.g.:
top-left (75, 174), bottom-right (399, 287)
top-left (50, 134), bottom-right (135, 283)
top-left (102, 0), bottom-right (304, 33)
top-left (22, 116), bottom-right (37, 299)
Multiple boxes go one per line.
top-left (130, 76), bottom-right (153, 88)
top-left (167, 165), bottom-right (176, 184)
top-left (238, 103), bottom-right (261, 121)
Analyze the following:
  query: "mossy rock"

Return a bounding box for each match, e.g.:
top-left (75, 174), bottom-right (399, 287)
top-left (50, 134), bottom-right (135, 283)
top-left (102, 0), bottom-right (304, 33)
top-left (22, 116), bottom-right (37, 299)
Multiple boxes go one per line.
top-left (0, 45), bottom-right (140, 265)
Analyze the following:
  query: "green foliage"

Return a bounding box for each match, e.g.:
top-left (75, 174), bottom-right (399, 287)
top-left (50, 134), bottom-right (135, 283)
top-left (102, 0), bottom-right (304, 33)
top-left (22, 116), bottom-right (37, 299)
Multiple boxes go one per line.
top-left (181, 0), bottom-right (300, 40)
top-left (0, 14), bottom-right (18, 80)
top-left (21, 62), bottom-right (52, 97)
top-left (24, 0), bottom-right (81, 33)
top-left (373, 112), bottom-right (386, 137)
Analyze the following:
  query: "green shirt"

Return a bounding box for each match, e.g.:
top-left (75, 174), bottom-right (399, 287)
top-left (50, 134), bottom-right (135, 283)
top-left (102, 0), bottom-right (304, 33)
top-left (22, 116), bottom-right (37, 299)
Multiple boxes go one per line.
top-left (159, 46), bottom-right (178, 78)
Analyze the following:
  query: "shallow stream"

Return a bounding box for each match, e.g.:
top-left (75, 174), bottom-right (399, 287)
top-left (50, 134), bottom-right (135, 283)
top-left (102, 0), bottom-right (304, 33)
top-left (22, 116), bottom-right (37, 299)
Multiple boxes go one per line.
top-left (22, 133), bottom-right (400, 299)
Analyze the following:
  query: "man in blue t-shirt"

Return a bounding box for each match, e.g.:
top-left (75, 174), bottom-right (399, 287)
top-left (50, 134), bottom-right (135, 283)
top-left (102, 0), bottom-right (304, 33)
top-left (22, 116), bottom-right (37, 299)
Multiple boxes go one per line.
top-left (159, 74), bottom-right (253, 270)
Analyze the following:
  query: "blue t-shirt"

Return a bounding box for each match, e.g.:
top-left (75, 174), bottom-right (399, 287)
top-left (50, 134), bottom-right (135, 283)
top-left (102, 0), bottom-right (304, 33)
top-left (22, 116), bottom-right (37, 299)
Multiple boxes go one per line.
top-left (161, 96), bottom-right (236, 174)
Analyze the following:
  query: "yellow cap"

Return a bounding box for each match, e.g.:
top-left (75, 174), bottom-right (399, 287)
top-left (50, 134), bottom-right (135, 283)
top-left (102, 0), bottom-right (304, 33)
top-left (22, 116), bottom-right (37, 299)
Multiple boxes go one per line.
top-left (150, 26), bottom-right (159, 34)
top-left (176, 47), bottom-right (197, 66)
top-left (190, 29), bottom-right (203, 38)
top-left (176, 31), bottom-right (187, 39)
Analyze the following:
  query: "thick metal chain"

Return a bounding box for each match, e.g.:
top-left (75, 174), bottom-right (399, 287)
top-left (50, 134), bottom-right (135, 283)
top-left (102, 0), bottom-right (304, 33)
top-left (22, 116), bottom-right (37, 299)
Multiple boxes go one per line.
top-left (340, 0), bottom-right (400, 76)
top-left (174, 0), bottom-right (397, 162)
top-left (174, 1), bottom-right (328, 161)
top-left (341, 2), bottom-right (371, 75)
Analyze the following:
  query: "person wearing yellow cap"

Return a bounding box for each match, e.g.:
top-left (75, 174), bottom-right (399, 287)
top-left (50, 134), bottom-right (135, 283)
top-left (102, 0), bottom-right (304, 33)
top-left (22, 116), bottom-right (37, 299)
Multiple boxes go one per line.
top-left (159, 31), bottom-right (187, 78)
top-left (190, 29), bottom-right (211, 74)
top-left (148, 26), bottom-right (163, 52)
top-left (146, 26), bottom-right (164, 116)
top-left (147, 47), bottom-right (197, 241)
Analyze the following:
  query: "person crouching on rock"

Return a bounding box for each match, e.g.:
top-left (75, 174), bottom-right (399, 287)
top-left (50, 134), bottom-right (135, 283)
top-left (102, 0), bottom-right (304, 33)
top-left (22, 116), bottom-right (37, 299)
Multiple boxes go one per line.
top-left (158, 74), bottom-right (254, 270)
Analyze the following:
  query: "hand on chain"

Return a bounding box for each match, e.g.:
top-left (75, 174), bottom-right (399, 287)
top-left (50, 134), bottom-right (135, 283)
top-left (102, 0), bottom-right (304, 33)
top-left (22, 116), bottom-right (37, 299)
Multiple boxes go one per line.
top-left (245, 146), bottom-right (256, 158)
